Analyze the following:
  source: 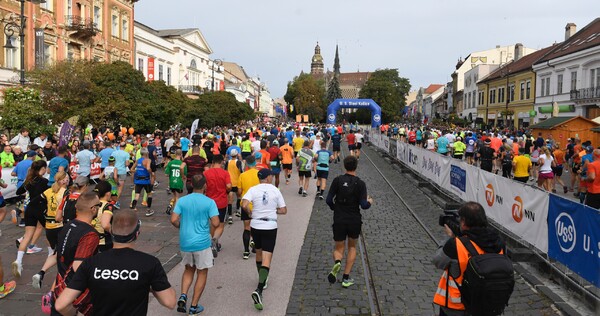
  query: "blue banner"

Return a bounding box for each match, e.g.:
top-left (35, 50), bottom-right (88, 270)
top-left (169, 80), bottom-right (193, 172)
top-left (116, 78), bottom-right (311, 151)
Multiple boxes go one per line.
top-left (548, 195), bottom-right (600, 287)
top-left (450, 165), bottom-right (466, 193)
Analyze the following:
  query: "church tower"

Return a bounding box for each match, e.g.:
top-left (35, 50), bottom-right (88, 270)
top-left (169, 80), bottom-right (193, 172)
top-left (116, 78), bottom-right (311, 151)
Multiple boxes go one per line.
top-left (310, 42), bottom-right (324, 75)
top-left (333, 44), bottom-right (340, 76)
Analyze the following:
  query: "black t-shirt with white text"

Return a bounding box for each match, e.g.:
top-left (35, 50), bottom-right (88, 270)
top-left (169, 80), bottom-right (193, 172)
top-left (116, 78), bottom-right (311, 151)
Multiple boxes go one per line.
top-left (68, 248), bottom-right (171, 316)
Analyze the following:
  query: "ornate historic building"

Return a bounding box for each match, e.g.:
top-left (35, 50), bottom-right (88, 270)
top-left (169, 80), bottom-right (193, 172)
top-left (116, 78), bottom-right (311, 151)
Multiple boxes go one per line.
top-left (1, 0), bottom-right (137, 88)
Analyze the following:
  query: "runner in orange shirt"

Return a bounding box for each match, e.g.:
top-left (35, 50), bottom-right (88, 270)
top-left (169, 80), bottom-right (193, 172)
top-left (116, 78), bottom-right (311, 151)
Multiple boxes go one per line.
top-left (552, 143), bottom-right (568, 194)
top-left (279, 140), bottom-right (294, 184)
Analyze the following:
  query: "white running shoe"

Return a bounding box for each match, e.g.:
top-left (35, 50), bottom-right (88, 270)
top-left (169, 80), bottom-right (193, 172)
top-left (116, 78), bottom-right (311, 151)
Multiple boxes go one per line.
top-left (27, 245), bottom-right (43, 254)
top-left (11, 261), bottom-right (22, 278)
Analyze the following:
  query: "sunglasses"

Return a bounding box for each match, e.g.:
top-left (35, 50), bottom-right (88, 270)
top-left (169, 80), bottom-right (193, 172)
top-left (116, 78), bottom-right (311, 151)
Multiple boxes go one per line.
top-left (91, 202), bottom-right (103, 209)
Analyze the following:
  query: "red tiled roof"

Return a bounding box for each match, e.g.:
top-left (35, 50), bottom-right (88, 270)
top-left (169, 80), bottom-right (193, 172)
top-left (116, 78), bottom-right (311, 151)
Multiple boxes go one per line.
top-left (536, 18), bottom-right (600, 64)
top-left (482, 45), bottom-right (556, 82)
top-left (339, 72), bottom-right (370, 86)
top-left (425, 84), bottom-right (444, 94)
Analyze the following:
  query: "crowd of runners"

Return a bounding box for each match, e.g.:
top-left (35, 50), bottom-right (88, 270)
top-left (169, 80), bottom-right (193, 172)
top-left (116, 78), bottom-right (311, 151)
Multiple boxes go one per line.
top-left (382, 123), bottom-right (600, 208)
top-left (0, 122), bottom-right (372, 314)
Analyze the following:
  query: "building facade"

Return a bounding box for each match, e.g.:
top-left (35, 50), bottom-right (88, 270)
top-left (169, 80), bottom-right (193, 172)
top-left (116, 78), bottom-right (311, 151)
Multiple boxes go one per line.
top-left (1, 0), bottom-right (137, 88)
top-left (463, 64), bottom-right (499, 122)
top-left (533, 20), bottom-right (600, 122)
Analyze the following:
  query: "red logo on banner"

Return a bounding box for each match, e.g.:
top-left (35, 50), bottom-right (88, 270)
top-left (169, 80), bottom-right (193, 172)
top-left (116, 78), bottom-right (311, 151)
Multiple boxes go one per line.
top-left (485, 184), bottom-right (495, 207)
top-left (512, 196), bottom-right (524, 223)
top-left (220, 81), bottom-right (225, 91)
top-left (147, 57), bottom-right (155, 81)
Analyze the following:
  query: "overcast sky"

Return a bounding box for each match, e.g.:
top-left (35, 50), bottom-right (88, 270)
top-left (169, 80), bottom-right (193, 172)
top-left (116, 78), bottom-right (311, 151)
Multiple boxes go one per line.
top-left (136, 0), bottom-right (600, 98)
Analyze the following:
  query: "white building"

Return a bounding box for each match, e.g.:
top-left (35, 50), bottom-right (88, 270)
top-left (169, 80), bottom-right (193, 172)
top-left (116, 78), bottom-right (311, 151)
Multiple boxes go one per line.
top-left (134, 22), bottom-right (224, 97)
top-left (462, 64), bottom-right (499, 121)
top-left (532, 20), bottom-right (600, 121)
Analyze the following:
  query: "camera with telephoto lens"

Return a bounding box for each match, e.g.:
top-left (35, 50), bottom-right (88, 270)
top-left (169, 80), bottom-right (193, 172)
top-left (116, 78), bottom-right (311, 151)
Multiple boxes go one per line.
top-left (438, 210), bottom-right (462, 237)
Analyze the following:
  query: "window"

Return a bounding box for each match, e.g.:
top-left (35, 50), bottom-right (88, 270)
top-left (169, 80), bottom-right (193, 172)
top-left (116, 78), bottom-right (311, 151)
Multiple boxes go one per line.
top-left (541, 78), bottom-right (546, 96)
top-left (40, 0), bottom-right (53, 11)
top-left (167, 67), bottom-right (171, 85)
top-left (557, 75), bottom-right (563, 94)
top-left (94, 6), bottom-right (101, 30)
top-left (4, 38), bottom-right (17, 68)
top-left (571, 71), bottom-right (577, 92)
top-left (526, 81), bottom-right (531, 99)
top-left (67, 0), bottom-right (72, 14)
top-left (489, 89), bottom-right (496, 104)
top-left (590, 68), bottom-right (600, 87)
top-left (112, 15), bottom-right (118, 37)
top-left (509, 84), bottom-right (515, 101)
top-left (478, 91), bottom-right (484, 105)
top-left (158, 64), bottom-right (164, 81)
top-left (138, 58), bottom-right (144, 73)
top-left (498, 87), bottom-right (505, 103)
top-left (520, 82), bottom-right (525, 100)
top-left (190, 59), bottom-right (197, 69)
top-left (545, 78), bottom-right (550, 96)
top-left (122, 19), bottom-right (128, 40)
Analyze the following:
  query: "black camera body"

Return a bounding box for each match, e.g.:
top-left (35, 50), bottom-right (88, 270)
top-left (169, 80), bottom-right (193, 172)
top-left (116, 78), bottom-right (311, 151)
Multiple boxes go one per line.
top-left (438, 210), bottom-right (462, 237)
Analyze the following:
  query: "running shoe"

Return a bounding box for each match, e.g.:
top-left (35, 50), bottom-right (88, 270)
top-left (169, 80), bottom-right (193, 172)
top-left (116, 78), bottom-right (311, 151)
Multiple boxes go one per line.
top-left (243, 252), bottom-right (250, 260)
top-left (15, 237), bottom-right (23, 248)
top-left (0, 281), bottom-right (16, 299)
top-left (18, 219), bottom-right (25, 227)
top-left (211, 239), bottom-right (218, 258)
top-left (11, 261), bottom-right (22, 278)
top-left (188, 305), bottom-right (204, 315)
top-left (227, 216), bottom-right (233, 225)
top-left (41, 291), bottom-right (52, 313)
top-left (302, 190), bottom-right (307, 197)
top-left (298, 187), bottom-right (303, 195)
top-left (141, 201), bottom-right (148, 207)
top-left (328, 262), bottom-right (341, 284)
top-left (154, 181), bottom-right (159, 188)
top-left (166, 204), bottom-right (172, 215)
top-left (176, 294), bottom-right (187, 313)
top-left (145, 209), bottom-right (155, 217)
top-left (27, 245), bottom-right (43, 254)
top-left (251, 290), bottom-right (263, 310)
top-left (285, 179), bottom-right (289, 184)
top-left (318, 194), bottom-right (324, 200)
top-left (217, 243), bottom-right (222, 252)
top-left (235, 210), bottom-right (241, 217)
top-left (342, 278), bottom-right (355, 288)
top-left (114, 202), bottom-right (121, 210)
top-left (32, 273), bottom-right (42, 289)
top-left (10, 209), bottom-right (18, 225)
top-left (166, 189), bottom-right (171, 195)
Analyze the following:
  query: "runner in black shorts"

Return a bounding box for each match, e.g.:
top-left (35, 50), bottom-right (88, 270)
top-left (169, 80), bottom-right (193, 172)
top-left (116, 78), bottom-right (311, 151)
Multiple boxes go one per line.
top-left (325, 156), bottom-right (373, 288)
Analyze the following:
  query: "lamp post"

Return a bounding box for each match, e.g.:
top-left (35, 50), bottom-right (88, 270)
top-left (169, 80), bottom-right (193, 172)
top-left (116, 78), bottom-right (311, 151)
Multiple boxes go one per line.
top-left (210, 58), bottom-right (222, 92)
top-left (2, 0), bottom-right (46, 86)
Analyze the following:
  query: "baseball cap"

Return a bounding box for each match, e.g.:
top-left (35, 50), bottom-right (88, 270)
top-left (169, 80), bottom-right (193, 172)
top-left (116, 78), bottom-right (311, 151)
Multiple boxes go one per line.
top-left (257, 168), bottom-right (274, 180)
top-left (73, 176), bottom-right (89, 187)
top-left (230, 149), bottom-right (239, 156)
top-left (26, 150), bottom-right (37, 157)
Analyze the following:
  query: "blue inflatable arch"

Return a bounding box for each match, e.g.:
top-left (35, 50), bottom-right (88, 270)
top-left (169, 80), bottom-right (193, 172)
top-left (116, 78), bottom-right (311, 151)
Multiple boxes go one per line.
top-left (326, 99), bottom-right (382, 128)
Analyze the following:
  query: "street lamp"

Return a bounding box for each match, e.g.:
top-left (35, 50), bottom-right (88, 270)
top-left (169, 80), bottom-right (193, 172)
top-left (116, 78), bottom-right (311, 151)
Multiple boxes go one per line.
top-left (2, 0), bottom-right (46, 86)
top-left (210, 59), bottom-right (222, 92)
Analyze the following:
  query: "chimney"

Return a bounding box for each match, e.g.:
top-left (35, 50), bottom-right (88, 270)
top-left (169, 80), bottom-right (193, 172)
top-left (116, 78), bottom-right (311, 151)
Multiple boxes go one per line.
top-left (514, 43), bottom-right (524, 61)
top-left (565, 23), bottom-right (577, 40)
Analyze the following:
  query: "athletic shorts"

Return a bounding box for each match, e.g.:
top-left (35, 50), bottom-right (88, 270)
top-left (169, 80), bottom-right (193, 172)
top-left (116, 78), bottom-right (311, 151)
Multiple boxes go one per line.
top-left (348, 144), bottom-right (356, 151)
top-left (294, 151), bottom-right (299, 158)
top-left (45, 227), bottom-right (61, 249)
top-left (118, 174), bottom-right (127, 182)
top-left (218, 207), bottom-right (227, 222)
top-left (316, 170), bottom-right (329, 179)
top-left (282, 164), bottom-right (293, 170)
top-left (585, 192), bottom-right (600, 209)
top-left (465, 152), bottom-right (474, 157)
top-left (150, 162), bottom-right (157, 173)
top-left (250, 228), bottom-right (277, 253)
top-left (538, 172), bottom-right (554, 180)
top-left (514, 176), bottom-right (528, 183)
top-left (333, 145), bottom-right (341, 152)
top-left (271, 168), bottom-right (281, 175)
top-left (356, 143), bottom-right (362, 150)
top-left (416, 140), bottom-right (422, 145)
top-left (552, 165), bottom-right (563, 177)
top-left (231, 187), bottom-right (238, 193)
top-left (298, 170), bottom-right (312, 178)
top-left (408, 141), bottom-right (416, 146)
top-left (332, 222), bottom-right (361, 241)
top-left (24, 204), bottom-right (43, 227)
top-left (135, 184), bottom-right (152, 194)
top-left (170, 188), bottom-right (183, 194)
top-left (241, 152), bottom-right (251, 160)
top-left (181, 248), bottom-right (213, 270)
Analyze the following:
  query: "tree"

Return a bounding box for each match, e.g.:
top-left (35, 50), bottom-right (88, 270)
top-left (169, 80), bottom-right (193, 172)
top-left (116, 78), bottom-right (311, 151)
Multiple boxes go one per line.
top-left (284, 73), bottom-right (326, 122)
top-left (359, 69), bottom-right (411, 123)
top-left (0, 87), bottom-right (55, 136)
top-left (326, 75), bottom-right (342, 104)
top-left (181, 91), bottom-right (255, 128)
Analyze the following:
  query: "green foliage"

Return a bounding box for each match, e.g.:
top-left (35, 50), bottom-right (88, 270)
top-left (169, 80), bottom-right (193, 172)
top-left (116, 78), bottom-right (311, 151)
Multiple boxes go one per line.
top-left (359, 69), bottom-right (411, 123)
top-left (0, 87), bottom-right (55, 136)
top-left (181, 91), bottom-right (255, 128)
top-left (326, 76), bottom-right (342, 104)
top-left (284, 73), bottom-right (326, 122)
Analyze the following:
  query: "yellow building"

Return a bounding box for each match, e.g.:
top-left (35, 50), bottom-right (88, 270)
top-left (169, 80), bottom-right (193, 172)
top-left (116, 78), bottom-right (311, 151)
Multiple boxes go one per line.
top-left (477, 46), bottom-right (554, 128)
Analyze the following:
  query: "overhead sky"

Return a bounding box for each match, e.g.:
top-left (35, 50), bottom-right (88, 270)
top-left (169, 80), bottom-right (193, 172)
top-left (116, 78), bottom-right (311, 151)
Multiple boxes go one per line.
top-left (136, 0), bottom-right (600, 98)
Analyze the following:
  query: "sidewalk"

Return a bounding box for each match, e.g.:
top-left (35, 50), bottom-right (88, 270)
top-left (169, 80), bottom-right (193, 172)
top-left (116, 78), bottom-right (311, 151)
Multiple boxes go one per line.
top-left (148, 173), bottom-right (318, 315)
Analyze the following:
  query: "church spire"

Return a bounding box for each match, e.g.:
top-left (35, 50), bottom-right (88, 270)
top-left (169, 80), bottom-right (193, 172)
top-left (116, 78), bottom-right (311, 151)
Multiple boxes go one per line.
top-left (333, 45), bottom-right (340, 76)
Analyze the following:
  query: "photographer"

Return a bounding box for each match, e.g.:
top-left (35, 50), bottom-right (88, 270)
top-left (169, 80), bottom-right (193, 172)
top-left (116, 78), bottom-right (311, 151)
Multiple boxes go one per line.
top-left (432, 202), bottom-right (506, 316)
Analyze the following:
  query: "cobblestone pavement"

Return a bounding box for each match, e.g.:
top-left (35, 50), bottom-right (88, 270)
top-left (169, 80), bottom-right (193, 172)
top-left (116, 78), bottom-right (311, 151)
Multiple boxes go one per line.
top-left (288, 144), bottom-right (562, 316)
top-left (0, 172), bottom-right (180, 316)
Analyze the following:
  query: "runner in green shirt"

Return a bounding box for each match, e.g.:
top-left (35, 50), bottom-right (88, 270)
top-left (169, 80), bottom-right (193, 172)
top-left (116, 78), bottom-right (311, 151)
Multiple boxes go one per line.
top-left (165, 149), bottom-right (187, 214)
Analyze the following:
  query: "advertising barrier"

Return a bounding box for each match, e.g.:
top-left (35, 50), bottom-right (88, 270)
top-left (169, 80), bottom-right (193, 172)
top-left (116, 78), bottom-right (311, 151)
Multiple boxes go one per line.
top-left (0, 167), bottom-right (19, 199)
top-left (548, 195), bottom-right (600, 287)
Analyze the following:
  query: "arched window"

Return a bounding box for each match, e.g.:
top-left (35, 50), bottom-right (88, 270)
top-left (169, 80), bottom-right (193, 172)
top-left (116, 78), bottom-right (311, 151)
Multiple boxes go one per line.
top-left (190, 59), bottom-right (197, 69)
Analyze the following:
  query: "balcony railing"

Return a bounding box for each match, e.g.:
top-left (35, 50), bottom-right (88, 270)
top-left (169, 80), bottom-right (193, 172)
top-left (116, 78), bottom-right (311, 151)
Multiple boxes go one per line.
top-left (65, 15), bottom-right (98, 37)
top-left (178, 85), bottom-right (203, 94)
top-left (570, 87), bottom-right (600, 101)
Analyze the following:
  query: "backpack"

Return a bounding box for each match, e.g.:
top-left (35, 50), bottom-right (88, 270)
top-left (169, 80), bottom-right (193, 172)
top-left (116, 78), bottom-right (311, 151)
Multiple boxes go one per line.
top-left (458, 236), bottom-right (515, 316)
top-left (60, 191), bottom-right (79, 223)
top-left (333, 176), bottom-right (359, 206)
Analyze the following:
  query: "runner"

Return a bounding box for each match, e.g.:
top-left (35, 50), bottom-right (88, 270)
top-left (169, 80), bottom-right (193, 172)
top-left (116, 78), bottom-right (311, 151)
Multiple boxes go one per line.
top-left (94, 180), bottom-right (114, 253)
top-left (279, 139), bottom-right (294, 184)
top-left (130, 148), bottom-right (155, 217)
top-left (354, 129), bottom-right (364, 159)
top-left (292, 130), bottom-right (304, 158)
top-left (241, 168), bottom-right (287, 311)
top-left (226, 149), bottom-right (244, 221)
top-left (267, 140), bottom-right (282, 187)
top-left (110, 142), bottom-right (131, 209)
top-left (165, 149), bottom-right (187, 215)
top-left (346, 130), bottom-right (357, 156)
top-left (171, 175), bottom-right (219, 314)
top-left (238, 155), bottom-right (260, 259)
top-left (330, 130), bottom-right (342, 164)
top-left (203, 154), bottom-right (232, 257)
top-left (296, 140), bottom-right (315, 197)
top-left (183, 146), bottom-right (207, 194)
top-left (101, 156), bottom-right (119, 204)
top-left (315, 141), bottom-right (333, 199)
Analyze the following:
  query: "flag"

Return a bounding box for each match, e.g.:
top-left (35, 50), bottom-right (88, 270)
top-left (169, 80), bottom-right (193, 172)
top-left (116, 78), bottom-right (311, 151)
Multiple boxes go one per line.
top-left (58, 120), bottom-right (75, 147)
top-left (190, 119), bottom-right (199, 139)
top-left (184, 72), bottom-right (189, 81)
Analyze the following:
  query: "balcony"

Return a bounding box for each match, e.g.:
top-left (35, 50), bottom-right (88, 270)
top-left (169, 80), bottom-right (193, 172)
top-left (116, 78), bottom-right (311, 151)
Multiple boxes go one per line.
top-left (570, 87), bottom-right (600, 101)
top-left (65, 15), bottom-right (98, 38)
top-left (178, 85), bottom-right (203, 95)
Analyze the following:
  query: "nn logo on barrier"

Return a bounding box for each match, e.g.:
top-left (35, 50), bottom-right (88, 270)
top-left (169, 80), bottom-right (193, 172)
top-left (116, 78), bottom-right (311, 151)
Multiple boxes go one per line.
top-left (485, 184), bottom-right (503, 207)
top-left (555, 212), bottom-right (576, 253)
top-left (512, 196), bottom-right (536, 223)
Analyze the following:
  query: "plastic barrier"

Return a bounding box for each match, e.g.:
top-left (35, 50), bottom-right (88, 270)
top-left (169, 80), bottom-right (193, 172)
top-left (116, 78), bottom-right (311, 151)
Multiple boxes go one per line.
top-left (369, 129), bottom-right (600, 287)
